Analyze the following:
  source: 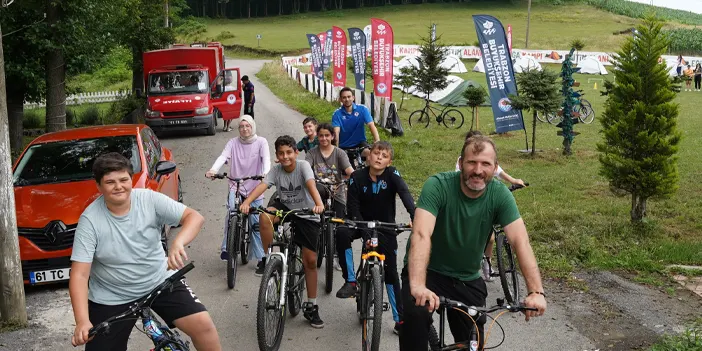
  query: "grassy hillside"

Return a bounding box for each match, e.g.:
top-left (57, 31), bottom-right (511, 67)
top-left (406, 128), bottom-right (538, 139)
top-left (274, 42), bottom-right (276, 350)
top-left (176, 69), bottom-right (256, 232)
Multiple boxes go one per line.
top-left (203, 2), bottom-right (653, 53)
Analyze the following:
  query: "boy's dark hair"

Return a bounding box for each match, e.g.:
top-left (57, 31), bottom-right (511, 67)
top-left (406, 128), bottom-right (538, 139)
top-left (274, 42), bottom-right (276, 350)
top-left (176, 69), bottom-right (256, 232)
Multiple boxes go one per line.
top-left (241, 75), bottom-right (249, 81)
top-left (93, 152), bottom-right (134, 184)
top-left (316, 122), bottom-right (334, 136)
top-left (370, 141), bottom-right (394, 159)
top-left (339, 87), bottom-right (354, 97)
top-left (274, 135), bottom-right (298, 152)
top-left (302, 117), bottom-right (318, 126)
top-left (464, 130), bottom-right (483, 142)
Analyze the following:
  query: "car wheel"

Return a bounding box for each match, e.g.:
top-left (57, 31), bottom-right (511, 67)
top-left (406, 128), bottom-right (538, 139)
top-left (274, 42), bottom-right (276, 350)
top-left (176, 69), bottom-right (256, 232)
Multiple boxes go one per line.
top-left (206, 112), bottom-right (217, 136)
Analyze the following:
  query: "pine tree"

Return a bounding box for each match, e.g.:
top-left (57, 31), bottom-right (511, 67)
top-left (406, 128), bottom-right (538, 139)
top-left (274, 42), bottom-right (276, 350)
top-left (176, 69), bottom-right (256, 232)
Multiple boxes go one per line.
top-left (463, 85), bottom-right (487, 131)
top-left (597, 16), bottom-right (681, 223)
top-left (408, 25), bottom-right (450, 100)
top-left (557, 48), bottom-right (580, 156)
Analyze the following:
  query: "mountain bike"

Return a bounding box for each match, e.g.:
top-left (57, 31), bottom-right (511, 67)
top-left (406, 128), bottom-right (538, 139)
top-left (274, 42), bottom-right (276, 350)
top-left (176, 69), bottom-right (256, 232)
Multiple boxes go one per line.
top-left (332, 218), bottom-right (411, 351)
top-left (409, 99), bottom-right (465, 129)
top-left (255, 207), bottom-right (316, 351)
top-left (428, 297), bottom-right (537, 351)
top-left (343, 145), bottom-right (369, 170)
top-left (88, 262), bottom-right (195, 351)
top-left (212, 173), bottom-right (264, 289)
top-left (490, 183), bottom-right (529, 305)
top-left (539, 90), bottom-right (595, 125)
top-left (315, 178), bottom-right (348, 294)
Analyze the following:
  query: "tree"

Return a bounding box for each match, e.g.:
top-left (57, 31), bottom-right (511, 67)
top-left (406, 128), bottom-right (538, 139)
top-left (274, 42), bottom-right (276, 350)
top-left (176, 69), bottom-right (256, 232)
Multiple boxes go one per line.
top-left (463, 85), bottom-right (487, 131)
top-left (509, 68), bottom-right (561, 157)
top-left (570, 39), bottom-right (585, 63)
top-left (0, 21), bottom-right (29, 328)
top-left (557, 48), bottom-right (579, 156)
top-left (407, 25), bottom-right (450, 102)
top-left (393, 66), bottom-right (414, 110)
top-left (597, 16), bottom-right (681, 223)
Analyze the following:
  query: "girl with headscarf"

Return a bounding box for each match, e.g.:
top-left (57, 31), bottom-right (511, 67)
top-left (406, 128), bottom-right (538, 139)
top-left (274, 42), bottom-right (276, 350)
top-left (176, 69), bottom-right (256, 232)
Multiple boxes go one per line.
top-left (206, 115), bottom-right (271, 275)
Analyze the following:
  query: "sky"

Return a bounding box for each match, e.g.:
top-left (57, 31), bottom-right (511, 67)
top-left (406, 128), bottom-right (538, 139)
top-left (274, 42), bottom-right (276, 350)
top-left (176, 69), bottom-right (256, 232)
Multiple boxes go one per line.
top-left (626, 0), bottom-right (702, 14)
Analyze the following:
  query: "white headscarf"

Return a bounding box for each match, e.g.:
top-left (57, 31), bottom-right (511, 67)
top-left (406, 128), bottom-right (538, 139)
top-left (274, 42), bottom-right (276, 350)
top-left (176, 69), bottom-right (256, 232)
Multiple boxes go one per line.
top-left (238, 115), bottom-right (257, 144)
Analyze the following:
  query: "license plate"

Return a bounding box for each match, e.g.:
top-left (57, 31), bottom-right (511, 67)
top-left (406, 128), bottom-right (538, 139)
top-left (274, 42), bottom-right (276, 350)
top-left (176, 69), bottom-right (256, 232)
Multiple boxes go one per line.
top-left (166, 119), bottom-right (191, 125)
top-left (30, 268), bottom-right (71, 284)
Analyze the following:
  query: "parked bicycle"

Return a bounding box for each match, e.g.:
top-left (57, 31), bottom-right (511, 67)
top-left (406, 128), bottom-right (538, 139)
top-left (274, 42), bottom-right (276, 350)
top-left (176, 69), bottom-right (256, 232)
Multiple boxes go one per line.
top-left (428, 297), bottom-right (537, 351)
top-left (538, 90), bottom-right (594, 125)
top-left (255, 207), bottom-right (315, 351)
top-left (409, 99), bottom-right (465, 129)
top-left (490, 183), bottom-right (529, 305)
top-left (87, 262), bottom-right (196, 351)
top-left (315, 178), bottom-right (348, 294)
top-left (212, 173), bottom-right (264, 289)
top-left (343, 145), bottom-right (368, 170)
top-left (331, 218), bottom-right (411, 351)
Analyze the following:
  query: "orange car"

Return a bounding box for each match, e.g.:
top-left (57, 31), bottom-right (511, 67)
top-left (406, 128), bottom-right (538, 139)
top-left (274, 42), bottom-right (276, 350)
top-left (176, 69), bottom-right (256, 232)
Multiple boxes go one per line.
top-left (12, 124), bottom-right (182, 285)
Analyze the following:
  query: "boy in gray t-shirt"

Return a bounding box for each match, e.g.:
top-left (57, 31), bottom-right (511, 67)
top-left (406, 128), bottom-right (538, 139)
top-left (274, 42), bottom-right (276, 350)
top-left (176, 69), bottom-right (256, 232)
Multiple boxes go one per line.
top-left (241, 135), bottom-right (326, 329)
top-left (69, 152), bottom-right (221, 351)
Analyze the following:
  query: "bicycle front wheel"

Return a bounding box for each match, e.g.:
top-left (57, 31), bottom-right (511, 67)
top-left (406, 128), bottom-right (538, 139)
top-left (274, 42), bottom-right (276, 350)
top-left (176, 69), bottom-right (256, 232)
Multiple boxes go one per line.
top-left (324, 222), bottom-right (335, 294)
top-left (316, 224), bottom-right (325, 269)
top-left (287, 244), bottom-right (305, 317)
top-left (361, 265), bottom-right (384, 351)
top-left (441, 109), bottom-right (464, 129)
top-left (257, 257), bottom-right (286, 351)
top-left (409, 110), bottom-right (431, 128)
top-left (547, 111), bottom-right (562, 125)
top-left (536, 110), bottom-right (548, 123)
top-left (226, 217), bottom-right (239, 289)
top-left (428, 324), bottom-right (441, 351)
top-left (240, 216), bottom-right (250, 265)
top-left (578, 99), bottom-right (595, 124)
top-left (495, 233), bottom-right (520, 304)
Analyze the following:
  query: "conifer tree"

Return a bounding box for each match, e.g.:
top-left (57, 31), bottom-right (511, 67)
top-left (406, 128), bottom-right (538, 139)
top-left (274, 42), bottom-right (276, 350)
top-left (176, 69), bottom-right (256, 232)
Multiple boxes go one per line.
top-left (408, 25), bottom-right (450, 99)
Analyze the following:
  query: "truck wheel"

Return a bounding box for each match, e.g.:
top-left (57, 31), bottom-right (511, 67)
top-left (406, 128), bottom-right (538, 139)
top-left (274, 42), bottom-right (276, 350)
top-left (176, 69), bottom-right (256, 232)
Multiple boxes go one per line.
top-left (206, 114), bottom-right (216, 136)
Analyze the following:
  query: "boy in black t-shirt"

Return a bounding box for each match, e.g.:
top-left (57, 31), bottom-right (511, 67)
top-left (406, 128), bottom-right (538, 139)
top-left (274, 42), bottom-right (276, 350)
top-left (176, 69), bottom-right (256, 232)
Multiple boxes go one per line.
top-left (335, 141), bottom-right (416, 335)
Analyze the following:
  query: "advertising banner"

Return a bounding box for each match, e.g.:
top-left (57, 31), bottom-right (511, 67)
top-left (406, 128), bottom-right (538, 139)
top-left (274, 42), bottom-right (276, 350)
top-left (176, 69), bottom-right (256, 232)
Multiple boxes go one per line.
top-left (348, 27), bottom-right (367, 90)
top-left (473, 15), bottom-right (524, 133)
top-left (324, 29), bottom-right (333, 69)
top-left (371, 18), bottom-right (394, 99)
top-left (306, 34), bottom-right (325, 80)
top-left (332, 26), bottom-right (347, 87)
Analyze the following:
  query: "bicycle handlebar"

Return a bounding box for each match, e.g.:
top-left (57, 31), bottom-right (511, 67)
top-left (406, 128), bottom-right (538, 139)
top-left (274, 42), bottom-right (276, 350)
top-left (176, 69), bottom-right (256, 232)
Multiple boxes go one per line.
top-left (315, 178), bottom-right (349, 186)
top-left (212, 173), bottom-right (264, 182)
top-left (253, 206), bottom-right (316, 217)
top-left (439, 297), bottom-right (537, 316)
top-left (331, 218), bottom-right (411, 233)
top-left (88, 262), bottom-right (196, 338)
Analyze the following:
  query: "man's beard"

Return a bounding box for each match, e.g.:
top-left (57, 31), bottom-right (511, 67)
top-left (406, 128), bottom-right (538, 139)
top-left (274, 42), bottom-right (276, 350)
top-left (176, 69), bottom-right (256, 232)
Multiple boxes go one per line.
top-left (462, 170), bottom-right (492, 192)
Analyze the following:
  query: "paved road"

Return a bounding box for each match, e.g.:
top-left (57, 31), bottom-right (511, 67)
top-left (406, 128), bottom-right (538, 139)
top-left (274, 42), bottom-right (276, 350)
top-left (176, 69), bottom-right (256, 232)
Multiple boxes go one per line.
top-left (0, 59), bottom-right (596, 351)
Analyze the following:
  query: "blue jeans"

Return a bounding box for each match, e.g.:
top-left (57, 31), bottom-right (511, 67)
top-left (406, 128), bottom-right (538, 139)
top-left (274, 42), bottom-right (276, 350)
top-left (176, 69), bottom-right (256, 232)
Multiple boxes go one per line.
top-left (221, 193), bottom-right (264, 262)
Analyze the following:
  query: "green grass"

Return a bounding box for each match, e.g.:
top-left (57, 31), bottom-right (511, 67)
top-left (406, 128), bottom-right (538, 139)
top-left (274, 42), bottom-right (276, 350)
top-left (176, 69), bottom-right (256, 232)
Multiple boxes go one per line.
top-left (24, 103), bottom-right (114, 128)
top-left (650, 319), bottom-right (702, 351)
top-left (258, 60), bottom-right (702, 278)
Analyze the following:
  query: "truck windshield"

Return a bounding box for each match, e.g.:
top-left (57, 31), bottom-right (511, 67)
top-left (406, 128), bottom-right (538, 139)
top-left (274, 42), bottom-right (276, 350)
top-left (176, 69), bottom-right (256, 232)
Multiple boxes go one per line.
top-left (148, 70), bottom-right (209, 95)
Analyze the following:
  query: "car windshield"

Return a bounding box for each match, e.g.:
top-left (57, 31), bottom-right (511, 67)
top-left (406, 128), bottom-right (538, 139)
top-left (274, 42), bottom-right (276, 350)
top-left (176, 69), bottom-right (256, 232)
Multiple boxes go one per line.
top-left (13, 136), bottom-right (141, 187)
top-left (148, 70), bottom-right (209, 95)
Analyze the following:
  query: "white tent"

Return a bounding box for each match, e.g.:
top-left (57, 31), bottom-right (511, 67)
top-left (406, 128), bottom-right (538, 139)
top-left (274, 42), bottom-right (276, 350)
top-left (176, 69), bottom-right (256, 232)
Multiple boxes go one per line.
top-left (394, 75), bottom-right (464, 102)
top-left (394, 55), bottom-right (468, 76)
top-left (576, 56), bottom-right (608, 75)
top-left (513, 55), bottom-right (542, 73)
top-left (473, 59), bottom-right (485, 73)
top-left (664, 58), bottom-right (680, 77)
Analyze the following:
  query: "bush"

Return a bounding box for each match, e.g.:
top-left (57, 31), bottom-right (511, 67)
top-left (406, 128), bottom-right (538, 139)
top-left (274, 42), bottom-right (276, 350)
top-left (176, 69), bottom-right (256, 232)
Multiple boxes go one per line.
top-left (214, 30), bottom-right (235, 43)
top-left (66, 109), bottom-right (76, 126)
top-left (80, 105), bottom-right (102, 125)
top-left (23, 110), bottom-right (42, 129)
top-left (665, 28), bottom-right (702, 56)
top-left (68, 46), bottom-right (131, 93)
top-left (105, 94), bottom-right (146, 124)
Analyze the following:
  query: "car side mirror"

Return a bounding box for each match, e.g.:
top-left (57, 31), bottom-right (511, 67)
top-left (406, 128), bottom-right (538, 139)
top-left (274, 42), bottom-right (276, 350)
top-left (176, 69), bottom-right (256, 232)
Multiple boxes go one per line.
top-left (135, 88), bottom-right (143, 99)
top-left (155, 161), bottom-right (177, 176)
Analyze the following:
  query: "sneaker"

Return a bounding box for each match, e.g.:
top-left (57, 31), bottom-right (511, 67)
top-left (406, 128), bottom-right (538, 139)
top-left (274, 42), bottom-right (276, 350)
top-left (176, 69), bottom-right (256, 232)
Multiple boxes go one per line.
top-left (336, 281), bottom-right (358, 298)
top-left (220, 251), bottom-right (229, 261)
top-left (333, 257), bottom-right (342, 271)
top-left (254, 258), bottom-right (266, 277)
top-left (303, 303), bottom-right (324, 328)
top-left (393, 321), bottom-right (403, 335)
top-left (481, 258), bottom-right (494, 282)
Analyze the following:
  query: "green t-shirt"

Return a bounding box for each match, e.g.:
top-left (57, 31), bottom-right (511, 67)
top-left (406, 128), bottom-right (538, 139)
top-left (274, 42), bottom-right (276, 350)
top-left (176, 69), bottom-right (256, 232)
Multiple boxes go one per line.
top-left (405, 172), bottom-right (521, 281)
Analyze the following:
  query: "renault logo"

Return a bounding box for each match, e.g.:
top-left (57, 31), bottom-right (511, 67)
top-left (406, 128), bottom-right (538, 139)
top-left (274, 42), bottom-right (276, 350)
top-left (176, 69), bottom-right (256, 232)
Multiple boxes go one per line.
top-left (45, 221), bottom-right (67, 245)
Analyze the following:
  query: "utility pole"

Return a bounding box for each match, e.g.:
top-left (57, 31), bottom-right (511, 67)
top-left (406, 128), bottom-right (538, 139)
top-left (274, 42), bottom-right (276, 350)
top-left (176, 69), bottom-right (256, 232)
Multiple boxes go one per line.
top-left (525, 0), bottom-right (532, 48)
top-left (164, 0), bottom-right (169, 28)
top-left (0, 21), bottom-right (29, 328)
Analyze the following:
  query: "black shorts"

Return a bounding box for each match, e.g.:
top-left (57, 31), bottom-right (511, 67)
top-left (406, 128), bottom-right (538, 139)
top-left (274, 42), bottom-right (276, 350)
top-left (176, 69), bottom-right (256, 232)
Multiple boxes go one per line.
top-left (268, 199), bottom-right (321, 252)
top-left (86, 278), bottom-right (207, 351)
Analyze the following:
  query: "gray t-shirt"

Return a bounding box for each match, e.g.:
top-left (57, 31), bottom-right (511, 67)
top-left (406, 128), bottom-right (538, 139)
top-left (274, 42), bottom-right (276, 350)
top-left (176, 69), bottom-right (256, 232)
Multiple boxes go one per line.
top-left (305, 147), bottom-right (351, 204)
top-left (265, 160), bottom-right (318, 221)
top-left (71, 189), bottom-right (186, 305)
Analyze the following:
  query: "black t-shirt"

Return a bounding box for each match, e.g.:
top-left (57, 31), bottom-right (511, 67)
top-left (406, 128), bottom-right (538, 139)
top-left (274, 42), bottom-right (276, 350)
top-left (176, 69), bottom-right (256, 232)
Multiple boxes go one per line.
top-left (244, 81), bottom-right (255, 103)
top-left (347, 166), bottom-right (415, 224)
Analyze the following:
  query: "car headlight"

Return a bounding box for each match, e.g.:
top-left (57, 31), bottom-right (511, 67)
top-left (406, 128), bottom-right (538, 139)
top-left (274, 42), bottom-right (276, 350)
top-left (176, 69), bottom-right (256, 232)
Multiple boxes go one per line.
top-left (195, 107), bottom-right (209, 115)
top-left (146, 109), bottom-right (160, 118)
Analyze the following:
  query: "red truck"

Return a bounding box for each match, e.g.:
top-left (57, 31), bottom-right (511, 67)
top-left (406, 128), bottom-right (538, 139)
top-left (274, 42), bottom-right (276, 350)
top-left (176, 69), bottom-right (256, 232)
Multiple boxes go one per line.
top-left (140, 43), bottom-right (242, 135)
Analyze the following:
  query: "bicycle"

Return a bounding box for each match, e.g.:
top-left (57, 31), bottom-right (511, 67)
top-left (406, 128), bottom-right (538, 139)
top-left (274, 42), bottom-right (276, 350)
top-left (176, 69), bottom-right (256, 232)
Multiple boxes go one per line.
top-left (254, 207), bottom-right (316, 351)
top-left (343, 145), bottom-right (368, 170)
top-left (87, 262), bottom-right (195, 351)
top-left (428, 296), bottom-right (537, 351)
top-left (315, 178), bottom-right (348, 294)
top-left (331, 218), bottom-right (411, 351)
top-left (489, 183), bottom-right (529, 305)
top-left (212, 173), bottom-right (264, 289)
top-left (538, 90), bottom-right (595, 125)
top-left (409, 99), bottom-right (465, 129)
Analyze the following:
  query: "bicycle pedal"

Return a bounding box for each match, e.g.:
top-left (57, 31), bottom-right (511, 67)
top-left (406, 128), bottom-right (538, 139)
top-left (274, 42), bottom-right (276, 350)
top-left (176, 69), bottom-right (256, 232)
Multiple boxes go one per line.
top-left (383, 302), bottom-right (389, 311)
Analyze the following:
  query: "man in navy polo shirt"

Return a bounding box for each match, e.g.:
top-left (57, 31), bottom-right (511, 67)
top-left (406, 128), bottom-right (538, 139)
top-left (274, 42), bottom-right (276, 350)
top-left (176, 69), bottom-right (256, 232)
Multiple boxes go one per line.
top-left (242, 75), bottom-right (255, 118)
top-left (332, 87), bottom-right (380, 165)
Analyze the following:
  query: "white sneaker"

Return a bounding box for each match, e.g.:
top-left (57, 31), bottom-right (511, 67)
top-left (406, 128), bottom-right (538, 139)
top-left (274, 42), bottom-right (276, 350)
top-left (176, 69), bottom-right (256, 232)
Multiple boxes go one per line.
top-left (481, 258), bottom-right (494, 282)
top-left (333, 257), bottom-right (342, 271)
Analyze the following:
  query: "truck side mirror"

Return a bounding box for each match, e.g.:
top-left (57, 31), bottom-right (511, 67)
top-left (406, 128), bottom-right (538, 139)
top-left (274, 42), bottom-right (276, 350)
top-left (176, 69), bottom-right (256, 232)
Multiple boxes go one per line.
top-left (135, 88), bottom-right (143, 98)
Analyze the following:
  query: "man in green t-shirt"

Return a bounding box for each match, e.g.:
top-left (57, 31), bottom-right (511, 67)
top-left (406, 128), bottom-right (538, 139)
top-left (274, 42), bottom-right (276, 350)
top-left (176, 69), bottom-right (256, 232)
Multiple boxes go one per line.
top-left (399, 135), bottom-right (547, 350)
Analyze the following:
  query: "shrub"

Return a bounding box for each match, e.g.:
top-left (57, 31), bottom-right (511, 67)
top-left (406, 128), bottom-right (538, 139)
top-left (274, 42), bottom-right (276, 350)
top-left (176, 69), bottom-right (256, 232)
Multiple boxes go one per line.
top-left (23, 110), bottom-right (42, 129)
top-left (105, 93), bottom-right (146, 124)
top-left (66, 108), bottom-right (76, 126)
top-left (80, 105), bottom-right (102, 125)
top-left (214, 30), bottom-right (235, 42)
